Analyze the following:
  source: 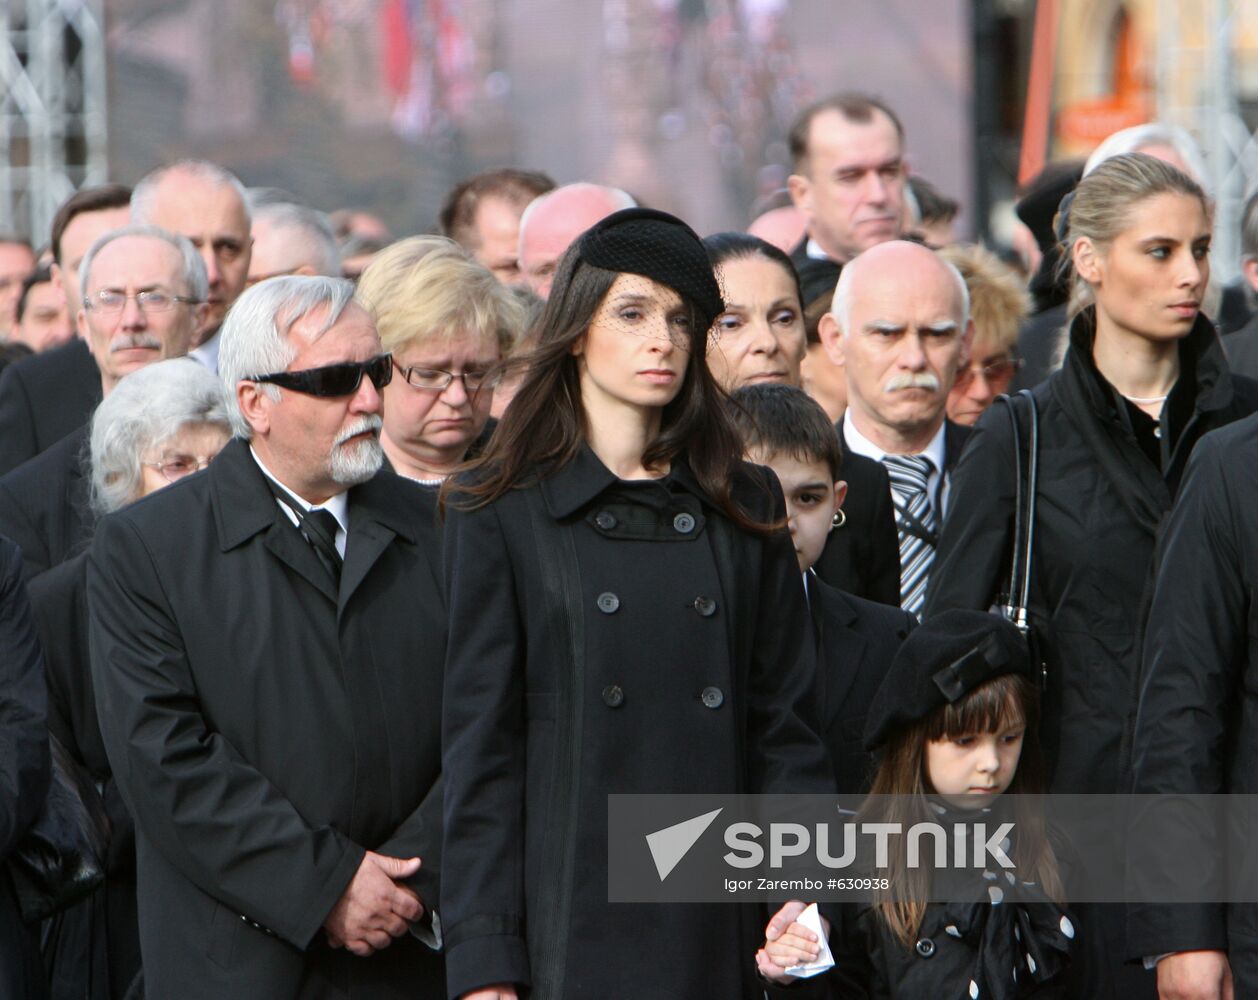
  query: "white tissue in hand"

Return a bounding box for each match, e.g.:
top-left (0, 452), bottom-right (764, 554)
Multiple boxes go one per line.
top-left (783, 903), bottom-right (835, 978)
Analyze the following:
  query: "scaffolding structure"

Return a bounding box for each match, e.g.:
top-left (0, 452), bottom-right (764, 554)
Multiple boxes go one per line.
top-left (0, 0), bottom-right (109, 245)
top-left (1157, 0), bottom-right (1258, 283)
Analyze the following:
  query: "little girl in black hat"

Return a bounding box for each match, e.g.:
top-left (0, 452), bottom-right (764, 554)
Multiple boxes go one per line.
top-left (757, 609), bottom-right (1084, 998)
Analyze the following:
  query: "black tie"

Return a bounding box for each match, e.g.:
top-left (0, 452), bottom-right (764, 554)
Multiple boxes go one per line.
top-left (299, 508), bottom-right (343, 582)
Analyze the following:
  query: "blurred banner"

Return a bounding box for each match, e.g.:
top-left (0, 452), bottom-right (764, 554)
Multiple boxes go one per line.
top-left (101, 0), bottom-right (973, 237)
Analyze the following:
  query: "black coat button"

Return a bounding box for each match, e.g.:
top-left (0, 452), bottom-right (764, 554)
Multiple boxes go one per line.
top-left (914, 937), bottom-right (935, 958)
top-left (701, 686), bottom-right (724, 709)
top-left (693, 596), bottom-right (717, 617)
top-left (594, 511), bottom-right (617, 530)
top-left (603, 685), bottom-right (624, 708)
top-left (597, 592), bottom-right (620, 614)
top-left (673, 512), bottom-right (696, 533)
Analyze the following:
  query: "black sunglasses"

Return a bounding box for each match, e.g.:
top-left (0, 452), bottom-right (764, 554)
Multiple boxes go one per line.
top-left (248, 353), bottom-right (393, 397)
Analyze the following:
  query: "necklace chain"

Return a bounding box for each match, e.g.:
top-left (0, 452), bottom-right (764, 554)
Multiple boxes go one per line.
top-left (1123, 392), bottom-right (1170, 405)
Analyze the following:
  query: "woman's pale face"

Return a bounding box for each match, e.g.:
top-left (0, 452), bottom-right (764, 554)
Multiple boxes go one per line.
top-left (708, 256), bottom-right (806, 391)
top-left (573, 274), bottom-right (691, 412)
top-left (137, 421), bottom-right (232, 499)
top-left (383, 334), bottom-right (500, 461)
top-left (1076, 191), bottom-right (1211, 344)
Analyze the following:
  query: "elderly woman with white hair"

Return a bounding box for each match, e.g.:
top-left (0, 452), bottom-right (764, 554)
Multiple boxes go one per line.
top-left (26, 358), bottom-right (231, 1000)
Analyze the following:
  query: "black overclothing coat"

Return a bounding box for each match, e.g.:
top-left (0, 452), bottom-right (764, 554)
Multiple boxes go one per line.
top-left (811, 454), bottom-right (900, 608)
top-left (29, 552), bottom-right (140, 999)
top-left (1223, 309), bottom-right (1258, 380)
top-left (0, 425), bottom-right (94, 581)
top-left (1127, 414), bottom-right (1258, 990)
top-left (0, 535), bottom-right (52, 1000)
top-left (805, 575), bottom-right (914, 794)
top-left (0, 338), bottom-right (100, 476)
top-left (440, 447), bottom-right (833, 1000)
top-left (926, 310), bottom-right (1258, 795)
top-left (87, 439), bottom-right (446, 999)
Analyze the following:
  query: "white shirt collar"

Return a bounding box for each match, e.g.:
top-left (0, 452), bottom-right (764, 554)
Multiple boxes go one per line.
top-left (249, 447), bottom-right (350, 553)
top-left (189, 328), bottom-right (221, 374)
top-left (842, 414), bottom-right (946, 473)
top-left (805, 237), bottom-right (830, 261)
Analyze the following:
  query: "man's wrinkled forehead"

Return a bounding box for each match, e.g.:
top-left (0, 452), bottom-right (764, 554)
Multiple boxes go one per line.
top-left (850, 264), bottom-right (965, 328)
top-left (145, 172), bottom-right (249, 233)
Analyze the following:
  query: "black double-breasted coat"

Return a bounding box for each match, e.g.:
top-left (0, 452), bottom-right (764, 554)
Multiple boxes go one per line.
top-left (87, 439), bottom-right (447, 999)
top-left (440, 447), bottom-right (833, 1000)
top-left (926, 312), bottom-right (1258, 795)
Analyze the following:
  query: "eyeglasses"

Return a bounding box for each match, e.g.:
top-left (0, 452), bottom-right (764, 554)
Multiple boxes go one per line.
top-left (248, 353), bottom-right (393, 398)
top-left (84, 289), bottom-right (201, 313)
top-left (954, 357), bottom-right (1024, 391)
top-left (393, 360), bottom-right (501, 393)
top-left (142, 454), bottom-right (217, 483)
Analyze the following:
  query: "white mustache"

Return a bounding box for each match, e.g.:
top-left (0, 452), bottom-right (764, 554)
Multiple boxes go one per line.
top-left (334, 414), bottom-right (383, 447)
top-left (109, 334), bottom-right (161, 353)
top-left (883, 372), bottom-right (941, 393)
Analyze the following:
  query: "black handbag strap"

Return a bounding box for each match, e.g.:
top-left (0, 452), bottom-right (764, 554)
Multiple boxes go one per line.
top-left (997, 390), bottom-right (1039, 634)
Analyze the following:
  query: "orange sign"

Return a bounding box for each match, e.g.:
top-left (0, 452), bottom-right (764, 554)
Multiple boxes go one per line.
top-left (1056, 96), bottom-right (1152, 146)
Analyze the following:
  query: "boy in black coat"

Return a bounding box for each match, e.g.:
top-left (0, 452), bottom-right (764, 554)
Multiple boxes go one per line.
top-left (731, 384), bottom-right (915, 794)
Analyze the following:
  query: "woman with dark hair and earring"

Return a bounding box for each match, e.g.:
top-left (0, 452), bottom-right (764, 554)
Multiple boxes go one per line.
top-left (926, 153), bottom-right (1258, 997)
top-left (440, 209), bottom-right (832, 1000)
top-left (703, 231), bottom-right (901, 608)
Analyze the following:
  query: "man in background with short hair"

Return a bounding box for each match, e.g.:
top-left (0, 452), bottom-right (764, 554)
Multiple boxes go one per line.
top-left (0, 225), bottom-right (206, 581)
top-left (516, 182), bottom-right (634, 297)
top-left (248, 203), bottom-right (343, 286)
top-left (0, 237), bottom-right (35, 338)
top-left (9, 266), bottom-right (71, 353)
top-left (130, 159), bottom-right (253, 372)
top-left (0, 184), bottom-right (132, 475)
top-left (786, 93), bottom-right (909, 292)
top-left (439, 167), bottom-right (554, 285)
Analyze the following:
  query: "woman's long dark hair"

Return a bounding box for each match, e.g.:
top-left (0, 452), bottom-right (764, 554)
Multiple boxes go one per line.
top-left (442, 242), bottom-right (772, 533)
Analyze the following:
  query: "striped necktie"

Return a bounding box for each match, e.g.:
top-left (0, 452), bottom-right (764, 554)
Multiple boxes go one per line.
top-left (881, 453), bottom-right (937, 617)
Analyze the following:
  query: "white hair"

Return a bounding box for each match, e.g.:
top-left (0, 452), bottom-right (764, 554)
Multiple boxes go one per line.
top-left (217, 275), bottom-right (357, 439)
top-left (1083, 123), bottom-right (1209, 192)
top-left (253, 202), bottom-right (342, 277)
top-left (131, 160), bottom-right (252, 226)
top-left (78, 224), bottom-right (209, 307)
top-left (830, 249), bottom-right (970, 332)
top-left (90, 358), bottom-right (230, 514)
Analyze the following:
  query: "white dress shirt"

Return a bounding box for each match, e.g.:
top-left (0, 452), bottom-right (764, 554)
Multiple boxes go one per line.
top-left (249, 448), bottom-right (349, 558)
top-left (843, 417), bottom-right (950, 519)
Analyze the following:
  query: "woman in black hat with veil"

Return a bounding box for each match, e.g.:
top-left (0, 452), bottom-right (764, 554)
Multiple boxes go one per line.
top-left (439, 208), bottom-right (831, 1000)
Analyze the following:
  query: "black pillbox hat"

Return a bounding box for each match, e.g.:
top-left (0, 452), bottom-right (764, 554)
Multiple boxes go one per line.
top-left (575, 207), bottom-right (725, 332)
top-left (863, 609), bottom-right (1033, 751)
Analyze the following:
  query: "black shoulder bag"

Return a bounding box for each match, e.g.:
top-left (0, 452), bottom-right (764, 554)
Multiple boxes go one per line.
top-left (7, 735), bottom-right (110, 923)
top-left (991, 387), bottom-right (1061, 769)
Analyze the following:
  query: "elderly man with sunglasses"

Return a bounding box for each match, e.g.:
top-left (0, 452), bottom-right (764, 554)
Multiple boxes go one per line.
top-left (87, 275), bottom-right (447, 1000)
